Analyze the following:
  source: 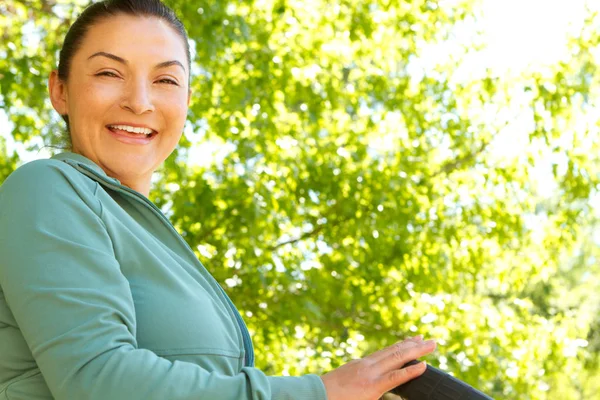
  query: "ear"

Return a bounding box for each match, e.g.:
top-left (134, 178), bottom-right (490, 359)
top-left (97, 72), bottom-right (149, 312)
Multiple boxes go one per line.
top-left (48, 70), bottom-right (68, 116)
top-left (187, 87), bottom-right (192, 107)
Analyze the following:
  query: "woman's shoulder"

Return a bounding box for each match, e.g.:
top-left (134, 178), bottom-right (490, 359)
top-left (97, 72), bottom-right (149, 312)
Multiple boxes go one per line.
top-left (2, 157), bottom-right (95, 190)
top-left (0, 157), bottom-right (99, 208)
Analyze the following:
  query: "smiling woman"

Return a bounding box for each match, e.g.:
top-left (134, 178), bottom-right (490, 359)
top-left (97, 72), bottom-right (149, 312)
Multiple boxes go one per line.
top-left (0, 1), bottom-right (436, 399)
top-left (48, 12), bottom-right (190, 196)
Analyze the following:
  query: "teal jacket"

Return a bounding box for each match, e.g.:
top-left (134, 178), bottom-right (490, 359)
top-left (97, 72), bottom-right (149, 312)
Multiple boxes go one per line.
top-left (0, 152), bottom-right (327, 400)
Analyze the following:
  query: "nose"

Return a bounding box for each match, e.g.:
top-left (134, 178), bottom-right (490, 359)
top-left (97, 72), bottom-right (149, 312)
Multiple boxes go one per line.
top-left (120, 78), bottom-right (155, 114)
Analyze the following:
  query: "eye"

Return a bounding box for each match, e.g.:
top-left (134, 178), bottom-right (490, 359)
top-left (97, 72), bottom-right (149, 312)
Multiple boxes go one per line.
top-left (95, 71), bottom-right (178, 86)
top-left (96, 71), bottom-right (120, 78)
top-left (157, 78), bottom-right (179, 86)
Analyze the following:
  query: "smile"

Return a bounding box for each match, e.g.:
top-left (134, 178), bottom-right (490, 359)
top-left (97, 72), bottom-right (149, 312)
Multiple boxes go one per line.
top-left (108, 124), bottom-right (155, 135)
top-left (106, 125), bottom-right (158, 145)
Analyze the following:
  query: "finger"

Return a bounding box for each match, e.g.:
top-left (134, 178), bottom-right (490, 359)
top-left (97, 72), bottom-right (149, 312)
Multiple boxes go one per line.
top-left (365, 338), bottom-right (422, 364)
top-left (376, 340), bottom-right (436, 373)
top-left (404, 335), bottom-right (423, 344)
top-left (365, 334), bottom-right (430, 364)
top-left (378, 360), bottom-right (428, 394)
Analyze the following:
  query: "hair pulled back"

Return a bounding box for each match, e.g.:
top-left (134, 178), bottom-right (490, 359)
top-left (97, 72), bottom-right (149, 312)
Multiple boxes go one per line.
top-left (56, 0), bottom-right (191, 137)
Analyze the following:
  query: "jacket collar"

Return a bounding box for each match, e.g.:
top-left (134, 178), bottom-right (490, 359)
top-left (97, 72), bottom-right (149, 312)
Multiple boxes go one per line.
top-left (51, 152), bottom-right (121, 185)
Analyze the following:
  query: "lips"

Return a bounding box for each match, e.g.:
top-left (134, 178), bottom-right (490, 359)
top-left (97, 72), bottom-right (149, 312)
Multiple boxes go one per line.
top-left (107, 126), bottom-right (156, 136)
top-left (106, 126), bottom-right (157, 145)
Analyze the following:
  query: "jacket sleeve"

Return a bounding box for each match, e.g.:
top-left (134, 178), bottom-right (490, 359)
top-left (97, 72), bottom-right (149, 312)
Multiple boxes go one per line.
top-left (0, 160), bottom-right (328, 400)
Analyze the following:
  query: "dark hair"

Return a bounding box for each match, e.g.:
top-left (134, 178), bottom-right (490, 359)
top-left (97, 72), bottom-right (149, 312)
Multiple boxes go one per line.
top-left (56, 0), bottom-right (191, 144)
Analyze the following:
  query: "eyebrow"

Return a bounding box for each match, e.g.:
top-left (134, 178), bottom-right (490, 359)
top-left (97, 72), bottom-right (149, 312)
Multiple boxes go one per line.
top-left (87, 51), bottom-right (186, 72)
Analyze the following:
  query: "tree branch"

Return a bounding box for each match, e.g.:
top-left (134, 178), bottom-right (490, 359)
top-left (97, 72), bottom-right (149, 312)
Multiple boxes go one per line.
top-left (268, 202), bottom-right (347, 251)
top-left (431, 139), bottom-right (491, 178)
top-left (268, 222), bottom-right (327, 251)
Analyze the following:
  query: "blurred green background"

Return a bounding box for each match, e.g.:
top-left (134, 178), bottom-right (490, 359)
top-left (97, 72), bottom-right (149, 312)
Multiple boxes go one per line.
top-left (1, 0), bottom-right (599, 398)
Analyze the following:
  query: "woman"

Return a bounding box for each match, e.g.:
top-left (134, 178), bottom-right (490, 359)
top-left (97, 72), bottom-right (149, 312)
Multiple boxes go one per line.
top-left (0, 0), bottom-right (436, 399)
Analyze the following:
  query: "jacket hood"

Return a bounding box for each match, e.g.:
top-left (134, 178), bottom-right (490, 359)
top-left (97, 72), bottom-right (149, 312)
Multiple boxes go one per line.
top-left (51, 152), bottom-right (121, 185)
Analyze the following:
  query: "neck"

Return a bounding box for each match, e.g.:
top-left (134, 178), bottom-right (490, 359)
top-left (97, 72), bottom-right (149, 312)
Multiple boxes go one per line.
top-left (120, 179), bottom-right (151, 197)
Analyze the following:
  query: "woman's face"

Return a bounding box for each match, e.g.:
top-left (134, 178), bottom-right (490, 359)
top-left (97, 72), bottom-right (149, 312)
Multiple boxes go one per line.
top-left (49, 14), bottom-right (190, 192)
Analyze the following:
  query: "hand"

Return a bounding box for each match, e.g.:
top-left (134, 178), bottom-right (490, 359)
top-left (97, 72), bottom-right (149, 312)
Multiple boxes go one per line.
top-left (320, 335), bottom-right (436, 400)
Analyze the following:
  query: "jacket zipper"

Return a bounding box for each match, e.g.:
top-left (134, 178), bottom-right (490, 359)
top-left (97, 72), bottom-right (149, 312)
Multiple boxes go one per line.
top-left (71, 162), bottom-right (255, 367)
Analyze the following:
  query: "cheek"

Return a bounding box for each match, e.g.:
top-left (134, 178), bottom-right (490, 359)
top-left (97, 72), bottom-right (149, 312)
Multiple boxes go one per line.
top-left (86, 79), bottom-right (120, 100)
top-left (72, 82), bottom-right (118, 116)
top-left (160, 94), bottom-right (188, 128)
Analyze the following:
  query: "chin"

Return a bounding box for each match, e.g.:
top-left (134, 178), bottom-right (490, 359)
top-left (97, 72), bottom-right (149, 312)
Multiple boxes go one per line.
top-left (101, 153), bottom-right (156, 179)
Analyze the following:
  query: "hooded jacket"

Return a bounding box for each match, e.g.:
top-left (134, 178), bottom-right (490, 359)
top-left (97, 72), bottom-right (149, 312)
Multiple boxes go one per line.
top-left (0, 152), bottom-right (327, 400)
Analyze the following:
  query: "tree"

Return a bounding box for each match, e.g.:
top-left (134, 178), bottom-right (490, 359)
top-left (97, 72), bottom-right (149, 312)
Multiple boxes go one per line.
top-left (1, 0), bottom-right (599, 398)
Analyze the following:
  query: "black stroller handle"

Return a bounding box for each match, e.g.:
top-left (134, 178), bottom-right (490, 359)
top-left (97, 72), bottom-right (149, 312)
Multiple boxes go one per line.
top-left (391, 360), bottom-right (494, 400)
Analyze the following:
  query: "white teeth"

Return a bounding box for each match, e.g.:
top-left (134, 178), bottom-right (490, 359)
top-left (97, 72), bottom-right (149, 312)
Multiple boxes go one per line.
top-left (108, 124), bottom-right (154, 135)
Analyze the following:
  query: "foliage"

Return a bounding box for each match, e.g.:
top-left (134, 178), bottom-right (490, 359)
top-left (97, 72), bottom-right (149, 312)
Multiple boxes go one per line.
top-left (1, 0), bottom-right (599, 398)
